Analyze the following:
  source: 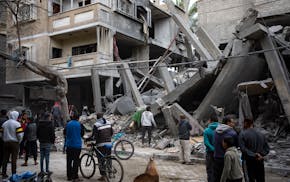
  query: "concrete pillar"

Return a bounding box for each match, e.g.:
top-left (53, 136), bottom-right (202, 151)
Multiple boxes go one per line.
top-left (158, 63), bottom-right (175, 92)
top-left (132, 45), bottom-right (150, 74)
top-left (91, 69), bottom-right (102, 113)
top-left (162, 106), bottom-right (178, 137)
top-left (105, 76), bottom-right (113, 96)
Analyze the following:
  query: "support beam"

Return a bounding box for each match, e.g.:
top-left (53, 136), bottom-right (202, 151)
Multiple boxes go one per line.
top-left (91, 69), bottom-right (102, 113)
top-left (120, 63), bottom-right (145, 107)
top-left (170, 103), bottom-right (204, 135)
top-left (162, 106), bottom-right (178, 137)
top-left (134, 69), bottom-right (164, 88)
top-left (260, 36), bottom-right (290, 123)
top-left (105, 76), bottom-right (113, 96)
top-left (158, 63), bottom-right (175, 92)
top-left (196, 26), bottom-right (222, 59)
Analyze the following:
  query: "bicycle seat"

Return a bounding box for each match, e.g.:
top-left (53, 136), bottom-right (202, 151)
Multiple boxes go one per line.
top-left (104, 143), bottom-right (112, 150)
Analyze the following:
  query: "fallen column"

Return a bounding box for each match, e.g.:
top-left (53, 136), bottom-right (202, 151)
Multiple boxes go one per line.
top-left (158, 63), bottom-right (175, 92)
top-left (91, 69), bottom-right (102, 113)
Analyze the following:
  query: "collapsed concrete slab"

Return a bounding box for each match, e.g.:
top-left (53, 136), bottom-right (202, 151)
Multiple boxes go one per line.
top-left (193, 39), bottom-right (266, 121)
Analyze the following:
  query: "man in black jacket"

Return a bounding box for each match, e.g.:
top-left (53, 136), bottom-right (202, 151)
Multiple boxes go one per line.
top-left (37, 112), bottom-right (55, 174)
top-left (239, 118), bottom-right (269, 182)
top-left (91, 113), bottom-right (113, 181)
top-left (178, 115), bottom-right (192, 165)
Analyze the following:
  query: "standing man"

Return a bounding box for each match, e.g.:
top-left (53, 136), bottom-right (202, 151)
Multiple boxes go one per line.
top-left (22, 117), bottom-right (38, 166)
top-left (1, 111), bottom-right (24, 178)
top-left (37, 112), bottom-right (55, 174)
top-left (51, 101), bottom-right (63, 127)
top-left (65, 112), bottom-right (84, 182)
top-left (203, 115), bottom-right (219, 182)
top-left (0, 109), bottom-right (8, 170)
top-left (141, 106), bottom-right (157, 147)
top-left (178, 115), bottom-right (192, 165)
top-left (213, 116), bottom-right (238, 182)
top-left (239, 118), bottom-right (269, 182)
top-left (91, 113), bottom-right (113, 181)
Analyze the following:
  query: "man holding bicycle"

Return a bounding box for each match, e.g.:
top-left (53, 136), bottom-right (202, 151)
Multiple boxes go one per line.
top-left (92, 113), bottom-right (113, 181)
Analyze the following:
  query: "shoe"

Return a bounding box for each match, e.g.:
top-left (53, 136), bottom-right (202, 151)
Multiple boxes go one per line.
top-left (97, 176), bottom-right (106, 181)
top-left (182, 161), bottom-right (186, 164)
top-left (21, 163), bottom-right (28, 166)
top-left (34, 161), bottom-right (38, 165)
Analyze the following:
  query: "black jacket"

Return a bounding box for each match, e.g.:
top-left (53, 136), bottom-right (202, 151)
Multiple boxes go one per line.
top-left (92, 118), bottom-right (113, 145)
top-left (37, 120), bottom-right (55, 144)
top-left (178, 120), bottom-right (192, 140)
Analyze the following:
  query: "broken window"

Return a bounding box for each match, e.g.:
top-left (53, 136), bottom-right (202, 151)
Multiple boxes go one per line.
top-left (78, 0), bottom-right (91, 7)
top-left (52, 47), bottom-right (62, 58)
top-left (72, 43), bottom-right (97, 56)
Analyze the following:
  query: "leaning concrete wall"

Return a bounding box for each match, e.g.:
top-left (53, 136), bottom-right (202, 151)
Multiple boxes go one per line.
top-left (197, 0), bottom-right (290, 44)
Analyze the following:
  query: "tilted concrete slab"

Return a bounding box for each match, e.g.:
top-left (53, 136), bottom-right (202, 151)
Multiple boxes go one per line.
top-left (158, 63), bottom-right (175, 92)
top-left (237, 23), bottom-right (268, 40)
top-left (261, 35), bottom-right (290, 123)
top-left (193, 39), bottom-right (266, 121)
top-left (134, 69), bottom-right (164, 89)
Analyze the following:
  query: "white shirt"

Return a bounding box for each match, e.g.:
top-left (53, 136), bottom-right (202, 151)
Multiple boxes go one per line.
top-left (141, 111), bottom-right (156, 127)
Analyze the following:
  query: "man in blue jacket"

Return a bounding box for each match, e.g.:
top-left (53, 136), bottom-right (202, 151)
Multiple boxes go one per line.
top-left (203, 114), bottom-right (219, 182)
top-left (213, 116), bottom-right (238, 182)
top-left (65, 112), bottom-right (84, 182)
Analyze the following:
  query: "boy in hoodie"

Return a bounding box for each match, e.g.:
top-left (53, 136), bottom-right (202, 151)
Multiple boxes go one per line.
top-left (141, 106), bottom-right (157, 147)
top-left (213, 116), bottom-right (238, 182)
top-left (220, 136), bottom-right (243, 182)
top-left (204, 114), bottom-right (219, 182)
top-left (0, 111), bottom-right (24, 178)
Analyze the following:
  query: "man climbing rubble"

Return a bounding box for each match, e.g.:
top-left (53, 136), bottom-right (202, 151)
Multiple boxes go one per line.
top-left (141, 106), bottom-right (157, 147)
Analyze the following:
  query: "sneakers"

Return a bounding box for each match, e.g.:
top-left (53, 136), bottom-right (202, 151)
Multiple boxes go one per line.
top-left (34, 161), bottom-right (39, 165)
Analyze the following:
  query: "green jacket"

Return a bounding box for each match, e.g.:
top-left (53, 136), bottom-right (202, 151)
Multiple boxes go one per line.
top-left (131, 109), bottom-right (144, 127)
top-left (220, 147), bottom-right (243, 182)
top-left (203, 122), bottom-right (219, 152)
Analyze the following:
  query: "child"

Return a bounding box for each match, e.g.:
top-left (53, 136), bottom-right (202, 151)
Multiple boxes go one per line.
top-left (220, 137), bottom-right (243, 182)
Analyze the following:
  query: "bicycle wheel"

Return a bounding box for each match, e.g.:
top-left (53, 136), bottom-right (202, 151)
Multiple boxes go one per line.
top-left (104, 157), bottom-right (124, 182)
top-left (80, 153), bottom-right (96, 179)
top-left (114, 140), bottom-right (134, 160)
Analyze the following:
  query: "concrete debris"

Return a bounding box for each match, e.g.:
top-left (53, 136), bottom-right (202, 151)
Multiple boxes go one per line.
top-left (107, 96), bottom-right (136, 115)
top-left (141, 89), bottom-right (165, 105)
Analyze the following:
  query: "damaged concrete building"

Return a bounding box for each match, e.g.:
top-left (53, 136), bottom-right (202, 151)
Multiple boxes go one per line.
top-left (4, 0), bottom-right (190, 112)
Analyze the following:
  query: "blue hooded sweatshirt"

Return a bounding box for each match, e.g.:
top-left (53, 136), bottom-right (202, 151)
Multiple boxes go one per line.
top-left (203, 122), bottom-right (219, 152)
top-left (214, 124), bottom-right (238, 159)
top-left (65, 120), bottom-right (84, 149)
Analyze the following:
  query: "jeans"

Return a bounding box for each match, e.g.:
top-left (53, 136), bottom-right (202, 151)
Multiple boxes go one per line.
top-left (40, 143), bottom-right (51, 173)
top-left (66, 147), bottom-right (81, 180)
top-left (206, 151), bottom-right (214, 182)
top-left (141, 126), bottom-right (152, 145)
top-left (2, 142), bottom-right (19, 175)
top-left (96, 146), bottom-right (111, 176)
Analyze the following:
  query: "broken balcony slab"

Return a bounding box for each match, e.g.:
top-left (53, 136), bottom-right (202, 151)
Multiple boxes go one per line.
top-left (151, 72), bottom-right (215, 115)
top-left (193, 39), bottom-right (266, 121)
top-left (237, 78), bottom-right (274, 96)
top-left (237, 23), bottom-right (268, 40)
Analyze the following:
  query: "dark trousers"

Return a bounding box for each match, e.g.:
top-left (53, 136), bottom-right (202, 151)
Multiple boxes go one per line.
top-left (19, 140), bottom-right (25, 157)
top-left (246, 158), bottom-right (265, 182)
top-left (96, 146), bottom-right (111, 176)
top-left (66, 147), bottom-right (81, 180)
top-left (2, 142), bottom-right (19, 175)
top-left (25, 140), bottom-right (37, 161)
top-left (206, 152), bottom-right (214, 182)
top-left (141, 126), bottom-right (152, 145)
top-left (0, 139), bottom-right (4, 168)
top-left (213, 157), bottom-right (224, 182)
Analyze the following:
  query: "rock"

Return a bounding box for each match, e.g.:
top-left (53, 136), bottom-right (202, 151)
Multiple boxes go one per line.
top-left (110, 96), bottom-right (136, 115)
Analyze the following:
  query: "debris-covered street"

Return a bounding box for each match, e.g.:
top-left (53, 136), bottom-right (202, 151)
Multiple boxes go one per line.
top-left (1, 0), bottom-right (290, 182)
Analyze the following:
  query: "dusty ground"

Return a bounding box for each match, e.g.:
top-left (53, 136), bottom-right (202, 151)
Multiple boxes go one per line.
top-left (1, 151), bottom-right (289, 182)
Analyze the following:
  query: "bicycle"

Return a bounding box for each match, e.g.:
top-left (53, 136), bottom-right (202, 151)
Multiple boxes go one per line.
top-left (112, 131), bottom-right (134, 160)
top-left (80, 140), bottom-right (124, 182)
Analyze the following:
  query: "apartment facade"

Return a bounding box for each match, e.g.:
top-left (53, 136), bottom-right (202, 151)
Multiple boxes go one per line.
top-left (197, 0), bottom-right (290, 45)
top-left (6, 0), bottom-right (188, 110)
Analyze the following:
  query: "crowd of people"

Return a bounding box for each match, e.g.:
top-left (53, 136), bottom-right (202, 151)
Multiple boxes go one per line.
top-left (204, 115), bottom-right (269, 182)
